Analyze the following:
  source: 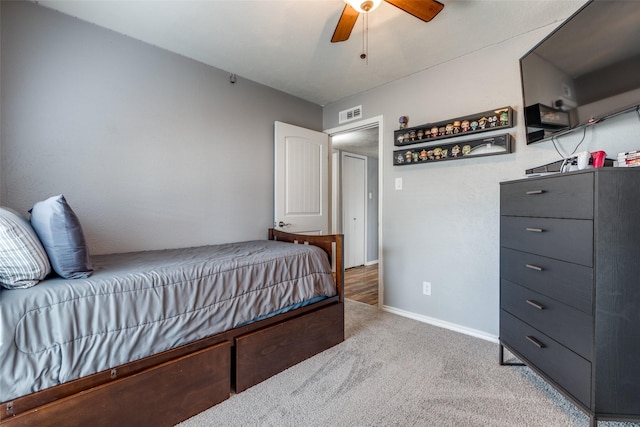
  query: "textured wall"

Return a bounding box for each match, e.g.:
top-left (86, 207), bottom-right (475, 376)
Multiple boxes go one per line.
top-left (323, 24), bottom-right (640, 337)
top-left (1, 1), bottom-right (321, 254)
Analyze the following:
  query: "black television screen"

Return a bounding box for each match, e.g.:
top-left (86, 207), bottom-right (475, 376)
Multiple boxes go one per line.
top-left (520, 0), bottom-right (640, 144)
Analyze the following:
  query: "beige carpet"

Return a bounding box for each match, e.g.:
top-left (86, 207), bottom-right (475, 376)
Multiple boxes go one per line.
top-left (177, 299), bottom-right (638, 427)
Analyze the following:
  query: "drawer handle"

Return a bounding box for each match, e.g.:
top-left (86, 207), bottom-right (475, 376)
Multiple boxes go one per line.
top-left (526, 335), bottom-right (546, 348)
top-left (526, 299), bottom-right (545, 310)
top-left (526, 190), bottom-right (544, 195)
top-left (525, 227), bottom-right (543, 233)
top-left (525, 264), bottom-right (543, 271)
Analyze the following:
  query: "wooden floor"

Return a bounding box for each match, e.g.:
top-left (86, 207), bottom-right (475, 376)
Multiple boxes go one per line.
top-left (344, 264), bottom-right (378, 306)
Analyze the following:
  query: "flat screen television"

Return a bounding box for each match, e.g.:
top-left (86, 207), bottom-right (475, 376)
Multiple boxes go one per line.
top-left (520, 0), bottom-right (640, 144)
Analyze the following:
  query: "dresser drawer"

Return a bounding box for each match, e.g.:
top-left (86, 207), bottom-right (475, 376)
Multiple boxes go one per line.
top-left (500, 310), bottom-right (591, 408)
top-left (500, 216), bottom-right (593, 266)
top-left (500, 248), bottom-right (593, 314)
top-left (501, 280), bottom-right (592, 360)
top-left (500, 173), bottom-right (593, 219)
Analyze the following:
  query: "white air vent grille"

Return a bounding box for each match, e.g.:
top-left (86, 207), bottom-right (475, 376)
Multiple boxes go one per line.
top-left (338, 105), bottom-right (362, 124)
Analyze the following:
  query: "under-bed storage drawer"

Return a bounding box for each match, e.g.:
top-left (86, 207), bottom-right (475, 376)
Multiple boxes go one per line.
top-left (235, 302), bottom-right (344, 393)
top-left (2, 341), bottom-right (231, 427)
top-left (500, 311), bottom-right (591, 408)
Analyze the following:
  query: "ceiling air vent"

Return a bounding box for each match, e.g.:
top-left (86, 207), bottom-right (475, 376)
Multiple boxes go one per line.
top-left (338, 105), bottom-right (362, 124)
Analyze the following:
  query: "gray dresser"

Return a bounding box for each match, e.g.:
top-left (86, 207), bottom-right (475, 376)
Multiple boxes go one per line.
top-left (499, 169), bottom-right (640, 427)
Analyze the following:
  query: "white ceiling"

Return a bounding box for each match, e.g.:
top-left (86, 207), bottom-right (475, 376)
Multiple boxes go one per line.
top-left (36, 0), bottom-right (588, 107)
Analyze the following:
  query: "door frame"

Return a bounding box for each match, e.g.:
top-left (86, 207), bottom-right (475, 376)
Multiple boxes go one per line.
top-left (324, 115), bottom-right (384, 307)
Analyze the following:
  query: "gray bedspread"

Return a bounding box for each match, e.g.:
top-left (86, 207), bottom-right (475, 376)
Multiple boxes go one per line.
top-left (0, 240), bottom-right (336, 402)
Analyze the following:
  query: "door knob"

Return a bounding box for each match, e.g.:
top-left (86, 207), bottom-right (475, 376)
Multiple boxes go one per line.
top-left (277, 221), bottom-right (292, 227)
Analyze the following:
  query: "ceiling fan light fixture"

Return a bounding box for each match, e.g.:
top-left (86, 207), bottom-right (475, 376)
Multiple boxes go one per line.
top-left (345, 0), bottom-right (383, 13)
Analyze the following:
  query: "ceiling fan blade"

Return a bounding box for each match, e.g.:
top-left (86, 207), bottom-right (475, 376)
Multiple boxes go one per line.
top-left (331, 4), bottom-right (360, 43)
top-left (384, 0), bottom-right (444, 22)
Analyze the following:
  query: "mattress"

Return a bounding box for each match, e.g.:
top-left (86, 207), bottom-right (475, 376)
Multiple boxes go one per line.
top-left (0, 240), bottom-right (336, 402)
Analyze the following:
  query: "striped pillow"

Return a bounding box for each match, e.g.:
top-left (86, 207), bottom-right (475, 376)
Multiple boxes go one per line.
top-left (0, 207), bottom-right (51, 289)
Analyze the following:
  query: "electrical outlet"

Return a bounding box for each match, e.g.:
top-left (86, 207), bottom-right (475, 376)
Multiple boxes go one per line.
top-left (422, 281), bottom-right (431, 296)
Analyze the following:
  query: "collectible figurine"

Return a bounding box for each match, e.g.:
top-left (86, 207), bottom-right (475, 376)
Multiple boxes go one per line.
top-left (470, 120), bottom-right (479, 131)
top-left (431, 127), bottom-right (439, 138)
top-left (451, 145), bottom-right (461, 157)
top-left (433, 147), bottom-right (443, 159)
top-left (462, 145), bottom-right (472, 155)
top-left (405, 151), bottom-right (413, 163)
top-left (420, 149), bottom-right (428, 161)
top-left (412, 152), bottom-right (419, 162)
top-left (399, 116), bottom-right (409, 129)
top-left (453, 121), bottom-right (461, 134)
top-left (396, 153), bottom-right (404, 164)
top-left (488, 115), bottom-right (498, 127)
top-left (461, 120), bottom-right (470, 132)
top-left (397, 134), bottom-right (404, 144)
top-left (438, 127), bottom-right (446, 136)
top-left (410, 130), bottom-right (416, 140)
top-left (478, 117), bottom-right (487, 129)
top-left (499, 110), bottom-right (509, 126)
top-left (445, 123), bottom-right (454, 135)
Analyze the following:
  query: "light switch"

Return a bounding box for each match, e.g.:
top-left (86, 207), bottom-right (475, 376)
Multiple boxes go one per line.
top-left (395, 177), bottom-right (402, 190)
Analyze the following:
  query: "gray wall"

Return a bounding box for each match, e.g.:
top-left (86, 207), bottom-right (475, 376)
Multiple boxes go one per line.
top-left (323, 24), bottom-right (640, 338)
top-left (1, 1), bottom-right (321, 254)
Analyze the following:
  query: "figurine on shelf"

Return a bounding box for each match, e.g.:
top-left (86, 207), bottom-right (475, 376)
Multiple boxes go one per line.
top-left (453, 121), bottom-right (461, 134)
top-left (399, 116), bottom-right (409, 129)
top-left (451, 145), bottom-right (461, 158)
top-left (431, 127), bottom-right (439, 138)
top-left (420, 149), bottom-right (428, 161)
top-left (478, 117), bottom-right (488, 129)
top-left (409, 130), bottom-right (416, 140)
top-left (405, 151), bottom-right (413, 163)
top-left (433, 147), bottom-right (442, 159)
top-left (488, 115), bottom-right (498, 127)
top-left (470, 120), bottom-right (479, 131)
top-left (499, 110), bottom-right (509, 126)
top-left (417, 129), bottom-right (424, 140)
top-left (395, 153), bottom-right (405, 164)
top-left (462, 145), bottom-right (472, 155)
top-left (412, 152), bottom-right (419, 163)
top-left (397, 134), bottom-right (404, 144)
top-left (445, 123), bottom-right (454, 135)
top-left (461, 120), bottom-right (470, 132)
top-left (438, 126), bottom-right (446, 136)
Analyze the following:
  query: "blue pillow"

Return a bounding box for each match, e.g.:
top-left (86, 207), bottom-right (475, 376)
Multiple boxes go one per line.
top-left (30, 195), bottom-right (93, 279)
top-left (0, 207), bottom-right (52, 289)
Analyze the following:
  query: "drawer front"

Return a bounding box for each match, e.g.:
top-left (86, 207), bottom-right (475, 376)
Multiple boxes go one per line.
top-left (500, 310), bottom-right (592, 408)
top-left (501, 173), bottom-right (593, 219)
top-left (500, 216), bottom-right (593, 266)
top-left (501, 279), bottom-right (593, 360)
top-left (500, 247), bottom-right (593, 314)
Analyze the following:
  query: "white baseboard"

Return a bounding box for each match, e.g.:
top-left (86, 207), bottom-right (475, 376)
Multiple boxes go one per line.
top-left (365, 260), bottom-right (379, 266)
top-left (382, 305), bottom-right (499, 344)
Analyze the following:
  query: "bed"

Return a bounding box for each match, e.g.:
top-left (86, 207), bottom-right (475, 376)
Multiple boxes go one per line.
top-left (0, 228), bottom-right (344, 427)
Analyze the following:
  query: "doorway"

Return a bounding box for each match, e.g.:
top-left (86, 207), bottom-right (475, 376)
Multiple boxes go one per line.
top-left (325, 117), bottom-right (382, 307)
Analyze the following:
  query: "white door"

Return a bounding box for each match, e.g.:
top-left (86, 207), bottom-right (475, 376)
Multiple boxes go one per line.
top-left (342, 153), bottom-right (366, 268)
top-left (274, 121), bottom-right (329, 235)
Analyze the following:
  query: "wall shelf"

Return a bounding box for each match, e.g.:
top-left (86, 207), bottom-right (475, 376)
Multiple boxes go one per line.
top-left (394, 107), bottom-right (514, 147)
top-left (393, 133), bottom-right (513, 166)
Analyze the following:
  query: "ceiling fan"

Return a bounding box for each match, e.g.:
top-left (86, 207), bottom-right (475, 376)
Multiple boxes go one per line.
top-left (331, 0), bottom-right (444, 43)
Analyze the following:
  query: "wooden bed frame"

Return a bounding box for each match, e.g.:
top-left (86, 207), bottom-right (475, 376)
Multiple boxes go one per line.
top-left (0, 229), bottom-right (344, 427)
